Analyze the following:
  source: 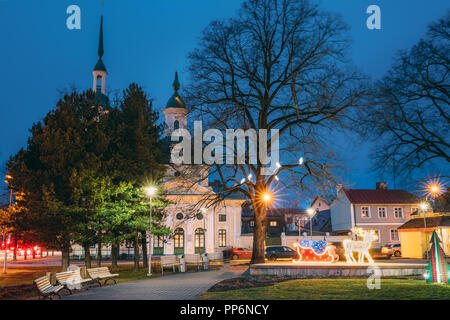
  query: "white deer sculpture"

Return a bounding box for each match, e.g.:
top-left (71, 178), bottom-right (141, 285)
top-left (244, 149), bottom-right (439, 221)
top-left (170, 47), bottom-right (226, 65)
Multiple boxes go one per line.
top-left (343, 228), bottom-right (378, 264)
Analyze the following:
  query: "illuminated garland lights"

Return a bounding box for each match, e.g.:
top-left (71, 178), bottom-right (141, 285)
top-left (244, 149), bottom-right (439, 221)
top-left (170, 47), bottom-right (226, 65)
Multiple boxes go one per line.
top-left (343, 228), bottom-right (377, 264)
top-left (424, 230), bottom-right (449, 284)
top-left (293, 239), bottom-right (338, 263)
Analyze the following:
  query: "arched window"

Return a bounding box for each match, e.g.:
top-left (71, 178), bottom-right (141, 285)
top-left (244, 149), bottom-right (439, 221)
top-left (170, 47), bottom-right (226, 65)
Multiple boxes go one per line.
top-left (218, 229), bottom-right (227, 248)
top-left (96, 75), bottom-right (102, 92)
top-left (174, 120), bottom-right (180, 130)
top-left (174, 228), bottom-right (184, 255)
top-left (194, 228), bottom-right (205, 254)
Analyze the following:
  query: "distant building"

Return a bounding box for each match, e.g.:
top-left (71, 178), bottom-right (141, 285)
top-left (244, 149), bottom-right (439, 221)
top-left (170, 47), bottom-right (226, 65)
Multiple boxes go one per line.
top-left (330, 182), bottom-right (421, 247)
top-left (310, 196), bottom-right (330, 212)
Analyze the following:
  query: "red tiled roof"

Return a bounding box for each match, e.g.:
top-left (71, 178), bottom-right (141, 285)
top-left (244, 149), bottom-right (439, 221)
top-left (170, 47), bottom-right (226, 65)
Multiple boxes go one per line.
top-left (343, 189), bottom-right (420, 204)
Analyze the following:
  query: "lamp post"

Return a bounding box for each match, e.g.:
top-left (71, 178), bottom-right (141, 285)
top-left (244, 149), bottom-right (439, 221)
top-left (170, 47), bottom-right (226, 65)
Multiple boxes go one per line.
top-left (3, 174), bottom-right (13, 274)
top-left (145, 186), bottom-right (157, 276)
top-left (307, 208), bottom-right (315, 238)
top-left (420, 202), bottom-right (429, 260)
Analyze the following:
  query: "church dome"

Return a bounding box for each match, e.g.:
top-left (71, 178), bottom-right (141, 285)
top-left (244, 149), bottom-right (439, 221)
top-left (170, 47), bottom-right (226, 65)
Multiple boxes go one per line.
top-left (165, 72), bottom-right (186, 109)
top-left (94, 58), bottom-right (107, 72)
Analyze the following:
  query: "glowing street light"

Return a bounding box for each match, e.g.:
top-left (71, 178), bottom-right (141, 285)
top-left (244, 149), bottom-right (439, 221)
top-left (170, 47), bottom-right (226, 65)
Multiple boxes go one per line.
top-left (420, 201), bottom-right (430, 260)
top-left (307, 208), bottom-right (315, 238)
top-left (144, 185), bottom-right (158, 276)
top-left (262, 192), bottom-right (272, 203)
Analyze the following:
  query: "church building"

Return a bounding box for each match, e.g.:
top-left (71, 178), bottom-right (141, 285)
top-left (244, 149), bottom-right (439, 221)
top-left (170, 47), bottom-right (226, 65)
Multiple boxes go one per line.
top-left (72, 15), bottom-right (246, 259)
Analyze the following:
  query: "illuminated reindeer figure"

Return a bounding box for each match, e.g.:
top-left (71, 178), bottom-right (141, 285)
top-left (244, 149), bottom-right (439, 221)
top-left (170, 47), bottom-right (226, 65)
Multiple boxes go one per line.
top-left (343, 228), bottom-right (378, 264)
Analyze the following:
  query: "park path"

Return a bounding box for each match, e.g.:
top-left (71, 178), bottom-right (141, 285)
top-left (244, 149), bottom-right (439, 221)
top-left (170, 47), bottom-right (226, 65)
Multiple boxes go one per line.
top-left (64, 263), bottom-right (246, 300)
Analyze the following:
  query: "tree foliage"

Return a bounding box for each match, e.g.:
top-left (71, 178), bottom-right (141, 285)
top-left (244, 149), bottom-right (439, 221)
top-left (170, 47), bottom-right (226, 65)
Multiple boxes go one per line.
top-left (186, 0), bottom-right (370, 262)
top-left (360, 12), bottom-right (449, 178)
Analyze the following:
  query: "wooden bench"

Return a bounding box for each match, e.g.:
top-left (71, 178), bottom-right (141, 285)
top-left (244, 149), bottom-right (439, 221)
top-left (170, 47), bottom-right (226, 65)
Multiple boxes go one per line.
top-left (55, 270), bottom-right (92, 294)
top-left (34, 275), bottom-right (65, 300)
top-left (183, 254), bottom-right (202, 270)
top-left (87, 267), bottom-right (119, 286)
top-left (207, 252), bottom-right (224, 261)
top-left (159, 255), bottom-right (180, 275)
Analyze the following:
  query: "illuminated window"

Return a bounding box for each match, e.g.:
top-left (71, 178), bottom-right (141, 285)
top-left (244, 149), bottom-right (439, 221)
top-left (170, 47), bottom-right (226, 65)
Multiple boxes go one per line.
top-left (250, 221), bottom-right (254, 227)
top-left (195, 228), bottom-right (205, 254)
top-left (361, 207), bottom-right (370, 218)
top-left (174, 228), bottom-right (184, 255)
top-left (394, 207), bottom-right (403, 218)
top-left (378, 207), bottom-right (387, 218)
top-left (269, 220), bottom-right (277, 227)
top-left (218, 229), bottom-right (226, 247)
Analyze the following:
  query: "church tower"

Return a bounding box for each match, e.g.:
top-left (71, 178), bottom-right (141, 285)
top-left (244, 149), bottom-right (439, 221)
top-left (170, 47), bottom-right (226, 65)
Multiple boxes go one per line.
top-left (163, 72), bottom-right (189, 136)
top-left (92, 16), bottom-right (109, 107)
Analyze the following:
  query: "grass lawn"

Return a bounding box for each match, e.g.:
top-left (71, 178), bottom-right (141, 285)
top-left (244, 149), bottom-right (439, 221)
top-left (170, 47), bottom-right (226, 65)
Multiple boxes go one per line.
top-left (200, 278), bottom-right (450, 300)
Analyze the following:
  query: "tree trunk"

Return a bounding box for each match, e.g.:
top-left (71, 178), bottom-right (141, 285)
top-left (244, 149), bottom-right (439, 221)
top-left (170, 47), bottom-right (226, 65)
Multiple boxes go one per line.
top-left (12, 238), bottom-right (17, 261)
top-left (133, 236), bottom-right (140, 272)
top-left (61, 247), bottom-right (70, 271)
top-left (251, 204), bottom-right (267, 264)
top-left (141, 232), bottom-right (148, 269)
top-left (111, 242), bottom-right (119, 269)
top-left (84, 243), bottom-right (92, 268)
top-left (52, 250), bottom-right (54, 256)
top-left (97, 242), bottom-right (102, 267)
top-left (32, 248), bottom-right (36, 259)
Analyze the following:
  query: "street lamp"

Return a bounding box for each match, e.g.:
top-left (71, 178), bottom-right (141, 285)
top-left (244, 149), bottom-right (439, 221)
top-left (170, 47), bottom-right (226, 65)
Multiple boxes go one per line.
top-left (420, 202), bottom-right (429, 260)
top-left (3, 174), bottom-right (13, 274)
top-left (307, 208), bottom-right (315, 238)
top-left (145, 186), bottom-right (157, 276)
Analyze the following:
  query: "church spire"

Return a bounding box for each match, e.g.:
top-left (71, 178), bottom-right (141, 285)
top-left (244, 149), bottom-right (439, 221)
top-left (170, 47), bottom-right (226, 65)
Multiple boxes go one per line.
top-left (173, 72), bottom-right (180, 91)
top-left (98, 16), bottom-right (104, 59)
top-left (92, 15), bottom-right (108, 106)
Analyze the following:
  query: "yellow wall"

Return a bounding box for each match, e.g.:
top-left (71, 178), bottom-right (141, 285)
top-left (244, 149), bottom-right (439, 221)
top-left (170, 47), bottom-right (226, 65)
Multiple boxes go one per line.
top-left (399, 231), bottom-right (423, 259)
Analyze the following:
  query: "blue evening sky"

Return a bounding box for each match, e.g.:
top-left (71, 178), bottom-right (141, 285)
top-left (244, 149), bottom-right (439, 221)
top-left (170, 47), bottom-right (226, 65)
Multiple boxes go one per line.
top-left (0, 0), bottom-right (448, 197)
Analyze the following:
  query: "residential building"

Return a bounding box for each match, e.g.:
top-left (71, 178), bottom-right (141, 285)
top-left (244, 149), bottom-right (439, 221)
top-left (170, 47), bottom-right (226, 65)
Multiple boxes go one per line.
top-left (330, 182), bottom-right (421, 247)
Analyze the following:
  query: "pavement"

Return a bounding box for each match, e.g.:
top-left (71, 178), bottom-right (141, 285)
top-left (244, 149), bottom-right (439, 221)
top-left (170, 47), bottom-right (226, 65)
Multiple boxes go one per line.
top-left (64, 263), bottom-right (247, 300)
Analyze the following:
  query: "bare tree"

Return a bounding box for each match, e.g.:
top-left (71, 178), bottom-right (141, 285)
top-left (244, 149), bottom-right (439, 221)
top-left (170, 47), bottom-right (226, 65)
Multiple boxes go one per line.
top-left (360, 12), bottom-right (449, 179)
top-left (185, 0), bottom-right (370, 263)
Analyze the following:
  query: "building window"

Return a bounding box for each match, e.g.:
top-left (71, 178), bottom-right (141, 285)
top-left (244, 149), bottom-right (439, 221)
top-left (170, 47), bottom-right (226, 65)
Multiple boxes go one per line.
top-left (269, 220), bottom-right (277, 227)
top-left (394, 207), bottom-right (403, 218)
top-left (250, 221), bottom-right (254, 227)
top-left (378, 207), bottom-right (387, 218)
top-left (390, 229), bottom-right (399, 241)
top-left (174, 228), bottom-right (184, 255)
top-left (154, 235), bottom-right (164, 248)
top-left (194, 228), bottom-right (205, 254)
top-left (218, 229), bottom-right (227, 247)
top-left (411, 207), bottom-right (418, 215)
top-left (174, 120), bottom-right (180, 130)
top-left (218, 214), bottom-right (226, 222)
top-left (361, 207), bottom-right (370, 218)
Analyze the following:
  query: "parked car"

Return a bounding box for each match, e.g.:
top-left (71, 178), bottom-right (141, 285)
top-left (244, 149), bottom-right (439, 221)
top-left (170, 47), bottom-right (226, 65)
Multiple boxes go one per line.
top-left (265, 246), bottom-right (299, 261)
top-left (381, 243), bottom-right (401, 258)
top-left (228, 247), bottom-right (252, 260)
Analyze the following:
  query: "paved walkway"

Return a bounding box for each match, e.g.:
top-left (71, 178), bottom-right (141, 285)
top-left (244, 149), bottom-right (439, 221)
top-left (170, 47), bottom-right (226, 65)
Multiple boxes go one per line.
top-left (64, 264), bottom-right (246, 300)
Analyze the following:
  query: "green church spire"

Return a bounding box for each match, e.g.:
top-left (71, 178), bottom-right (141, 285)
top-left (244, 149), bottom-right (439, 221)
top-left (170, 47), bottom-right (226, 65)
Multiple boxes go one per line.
top-left (98, 15), bottom-right (104, 58)
top-left (173, 72), bottom-right (180, 91)
top-left (166, 72), bottom-right (186, 108)
top-left (93, 16), bottom-right (107, 72)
